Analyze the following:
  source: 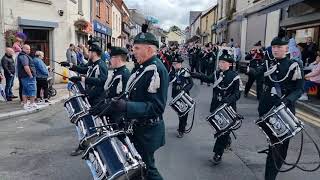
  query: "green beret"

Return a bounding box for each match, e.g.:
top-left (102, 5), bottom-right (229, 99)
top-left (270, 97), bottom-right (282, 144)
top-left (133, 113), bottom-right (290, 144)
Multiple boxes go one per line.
top-left (219, 49), bottom-right (234, 63)
top-left (89, 44), bottom-right (102, 53)
top-left (271, 37), bottom-right (289, 46)
top-left (110, 47), bottom-right (128, 57)
top-left (133, 24), bottom-right (159, 48)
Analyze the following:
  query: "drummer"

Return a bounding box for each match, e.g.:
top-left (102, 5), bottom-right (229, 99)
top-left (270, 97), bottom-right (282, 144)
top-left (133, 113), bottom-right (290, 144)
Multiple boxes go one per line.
top-left (60, 42), bottom-right (108, 156)
top-left (169, 55), bottom-right (194, 138)
top-left (100, 24), bottom-right (169, 180)
top-left (60, 42), bottom-right (108, 105)
top-left (240, 37), bottom-right (304, 180)
top-left (191, 49), bottom-right (241, 165)
top-left (89, 47), bottom-right (131, 117)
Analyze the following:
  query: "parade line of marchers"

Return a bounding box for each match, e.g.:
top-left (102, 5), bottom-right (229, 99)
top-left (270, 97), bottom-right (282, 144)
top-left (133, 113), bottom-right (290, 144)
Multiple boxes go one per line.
top-left (60, 24), bottom-right (320, 180)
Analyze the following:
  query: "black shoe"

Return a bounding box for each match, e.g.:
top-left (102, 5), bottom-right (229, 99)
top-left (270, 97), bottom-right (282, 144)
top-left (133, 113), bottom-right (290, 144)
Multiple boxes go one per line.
top-left (225, 144), bottom-right (232, 152)
top-left (244, 93), bottom-right (248, 97)
top-left (210, 154), bottom-right (222, 165)
top-left (10, 96), bottom-right (18, 99)
top-left (207, 84), bottom-right (210, 86)
top-left (176, 132), bottom-right (184, 138)
top-left (70, 148), bottom-right (83, 156)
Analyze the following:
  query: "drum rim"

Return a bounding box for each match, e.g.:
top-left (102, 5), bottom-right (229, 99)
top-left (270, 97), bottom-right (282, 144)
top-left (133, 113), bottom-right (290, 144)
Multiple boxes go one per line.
top-left (64, 94), bottom-right (86, 105)
top-left (82, 132), bottom-right (126, 158)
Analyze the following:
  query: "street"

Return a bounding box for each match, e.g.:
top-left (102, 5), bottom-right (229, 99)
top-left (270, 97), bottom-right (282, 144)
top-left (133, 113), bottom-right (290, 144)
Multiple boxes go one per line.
top-left (0, 80), bottom-right (320, 180)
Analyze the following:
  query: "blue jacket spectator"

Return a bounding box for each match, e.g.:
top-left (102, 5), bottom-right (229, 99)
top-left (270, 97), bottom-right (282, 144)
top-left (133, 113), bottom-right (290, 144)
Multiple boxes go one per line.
top-left (33, 54), bottom-right (49, 79)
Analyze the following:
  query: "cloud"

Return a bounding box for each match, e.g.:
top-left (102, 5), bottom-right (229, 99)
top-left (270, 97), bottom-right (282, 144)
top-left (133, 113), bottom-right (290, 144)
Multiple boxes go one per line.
top-left (124, 0), bottom-right (217, 30)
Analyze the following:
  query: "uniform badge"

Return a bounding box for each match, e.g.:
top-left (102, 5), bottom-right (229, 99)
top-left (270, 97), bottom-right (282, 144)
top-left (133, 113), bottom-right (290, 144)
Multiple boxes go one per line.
top-left (140, 33), bottom-right (145, 39)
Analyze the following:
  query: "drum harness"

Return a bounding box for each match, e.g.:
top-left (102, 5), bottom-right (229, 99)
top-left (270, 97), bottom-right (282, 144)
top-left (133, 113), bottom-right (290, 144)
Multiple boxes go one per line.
top-left (258, 64), bottom-right (320, 172)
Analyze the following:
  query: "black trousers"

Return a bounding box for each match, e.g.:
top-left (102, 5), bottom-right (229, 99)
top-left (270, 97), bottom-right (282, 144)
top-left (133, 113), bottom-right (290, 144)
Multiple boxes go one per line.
top-left (200, 62), bottom-right (208, 84)
top-left (265, 140), bottom-right (290, 180)
top-left (207, 63), bottom-right (215, 76)
top-left (213, 132), bottom-right (231, 156)
top-left (244, 74), bottom-right (263, 99)
top-left (178, 113), bottom-right (188, 133)
top-left (36, 78), bottom-right (48, 99)
top-left (191, 59), bottom-right (200, 73)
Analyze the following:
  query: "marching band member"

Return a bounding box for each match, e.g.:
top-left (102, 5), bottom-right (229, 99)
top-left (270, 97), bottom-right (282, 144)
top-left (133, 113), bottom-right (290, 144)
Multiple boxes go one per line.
top-left (243, 41), bottom-right (265, 99)
top-left (191, 50), bottom-right (241, 165)
top-left (101, 24), bottom-right (169, 180)
top-left (240, 37), bottom-right (304, 180)
top-left (60, 42), bottom-right (108, 156)
top-left (169, 55), bottom-right (194, 138)
top-left (60, 43), bottom-right (108, 105)
top-left (89, 47), bottom-right (131, 117)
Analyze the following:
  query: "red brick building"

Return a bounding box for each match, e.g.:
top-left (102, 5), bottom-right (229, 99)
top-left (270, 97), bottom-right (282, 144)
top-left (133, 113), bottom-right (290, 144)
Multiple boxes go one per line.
top-left (91, 0), bottom-right (113, 50)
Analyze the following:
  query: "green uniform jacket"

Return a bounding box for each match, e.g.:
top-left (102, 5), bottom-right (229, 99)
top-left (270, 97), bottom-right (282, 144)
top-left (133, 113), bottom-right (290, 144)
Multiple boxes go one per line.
top-left (73, 59), bottom-right (108, 103)
top-left (126, 56), bottom-right (169, 153)
top-left (250, 57), bottom-right (304, 116)
top-left (105, 65), bottom-right (131, 98)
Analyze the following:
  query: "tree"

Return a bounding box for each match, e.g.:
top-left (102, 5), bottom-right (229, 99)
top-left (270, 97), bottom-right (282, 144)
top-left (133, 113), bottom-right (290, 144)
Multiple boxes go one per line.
top-left (169, 25), bottom-right (181, 32)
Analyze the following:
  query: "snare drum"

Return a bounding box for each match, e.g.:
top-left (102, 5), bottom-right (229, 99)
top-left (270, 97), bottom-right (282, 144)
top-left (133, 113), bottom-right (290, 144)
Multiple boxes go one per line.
top-left (82, 132), bottom-right (145, 180)
top-left (64, 95), bottom-right (90, 123)
top-left (206, 104), bottom-right (243, 137)
top-left (256, 103), bottom-right (304, 146)
top-left (169, 91), bottom-right (195, 117)
top-left (75, 113), bottom-right (104, 148)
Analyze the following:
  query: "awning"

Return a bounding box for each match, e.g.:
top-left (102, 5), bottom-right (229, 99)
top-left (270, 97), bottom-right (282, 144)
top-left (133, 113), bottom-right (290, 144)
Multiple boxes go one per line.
top-left (257, 0), bottom-right (305, 15)
top-left (18, 17), bottom-right (58, 28)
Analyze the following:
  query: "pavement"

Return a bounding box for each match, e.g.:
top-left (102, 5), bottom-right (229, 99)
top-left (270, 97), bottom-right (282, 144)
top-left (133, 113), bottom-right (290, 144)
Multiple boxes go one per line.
top-left (0, 79), bottom-right (319, 180)
top-left (0, 61), bottom-right (136, 120)
top-left (0, 83), bottom-right (70, 120)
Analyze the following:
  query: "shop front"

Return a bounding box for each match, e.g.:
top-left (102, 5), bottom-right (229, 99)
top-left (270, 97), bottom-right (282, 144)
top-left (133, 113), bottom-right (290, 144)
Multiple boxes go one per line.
top-left (93, 20), bottom-right (112, 51)
top-left (280, 0), bottom-right (320, 47)
top-left (18, 17), bottom-right (58, 66)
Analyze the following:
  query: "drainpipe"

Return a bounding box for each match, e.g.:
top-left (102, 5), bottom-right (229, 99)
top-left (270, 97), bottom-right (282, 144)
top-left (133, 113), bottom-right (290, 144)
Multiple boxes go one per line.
top-left (0, 0), bottom-right (5, 56)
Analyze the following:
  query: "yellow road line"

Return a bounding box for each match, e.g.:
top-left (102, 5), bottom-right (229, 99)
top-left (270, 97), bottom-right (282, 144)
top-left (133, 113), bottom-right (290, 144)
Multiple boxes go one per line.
top-left (248, 89), bottom-right (320, 127)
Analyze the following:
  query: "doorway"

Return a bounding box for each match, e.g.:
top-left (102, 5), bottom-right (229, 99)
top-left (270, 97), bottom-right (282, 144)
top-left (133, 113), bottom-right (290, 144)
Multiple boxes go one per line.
top-left (23, 29), bottom-right (50, 65)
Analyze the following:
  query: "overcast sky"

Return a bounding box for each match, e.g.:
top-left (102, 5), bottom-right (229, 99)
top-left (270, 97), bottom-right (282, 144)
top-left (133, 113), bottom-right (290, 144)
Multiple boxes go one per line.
top-left (124, 0), bottom-right (217, 30)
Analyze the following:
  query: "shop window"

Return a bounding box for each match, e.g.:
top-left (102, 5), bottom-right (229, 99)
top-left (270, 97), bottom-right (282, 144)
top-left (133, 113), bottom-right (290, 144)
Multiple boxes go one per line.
top-left (106, 6), bottom-right (110, 23)
top-left (96, 0), bottom-right (101, 17)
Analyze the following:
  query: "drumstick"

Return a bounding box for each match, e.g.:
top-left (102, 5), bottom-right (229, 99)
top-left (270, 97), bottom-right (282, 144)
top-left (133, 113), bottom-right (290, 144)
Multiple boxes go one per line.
top-left (53, 71), bottom-right (69, 79)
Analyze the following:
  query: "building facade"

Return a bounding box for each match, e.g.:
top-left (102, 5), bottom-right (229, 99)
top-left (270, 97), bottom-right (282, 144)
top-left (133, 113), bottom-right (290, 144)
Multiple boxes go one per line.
top-left (166, 30), bottom-right (185, 45)
top-left (92, 0), bottom-right (112, 51)
top-left (112, 2), bottom-right (122, 47)
top-left (189, 13), bottom-right (201, 43)
top-left (200, 5), bottom-right (218, 44)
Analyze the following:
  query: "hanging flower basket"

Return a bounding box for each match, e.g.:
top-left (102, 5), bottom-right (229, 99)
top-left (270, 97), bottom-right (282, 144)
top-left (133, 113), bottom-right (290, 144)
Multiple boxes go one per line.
top-left (4, 30), bottom-right (18, 47)
top-left (74, 19), bottom-right (89, 31)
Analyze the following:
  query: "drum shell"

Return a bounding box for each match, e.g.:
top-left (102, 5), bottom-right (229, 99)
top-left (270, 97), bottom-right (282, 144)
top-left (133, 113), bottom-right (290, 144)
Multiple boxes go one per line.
top-left (76, 113), bottom-right (102, 148)
top-left (169, 91), bottom-right (195, 117)
top-left (83, 134), bottom-right (145, 180)
top-left (206, 104), bottom-right (242, 137)
top-left (256, 103), bottom-right (303, 146)
top-left (64, 95), bottom-right (90, 123)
